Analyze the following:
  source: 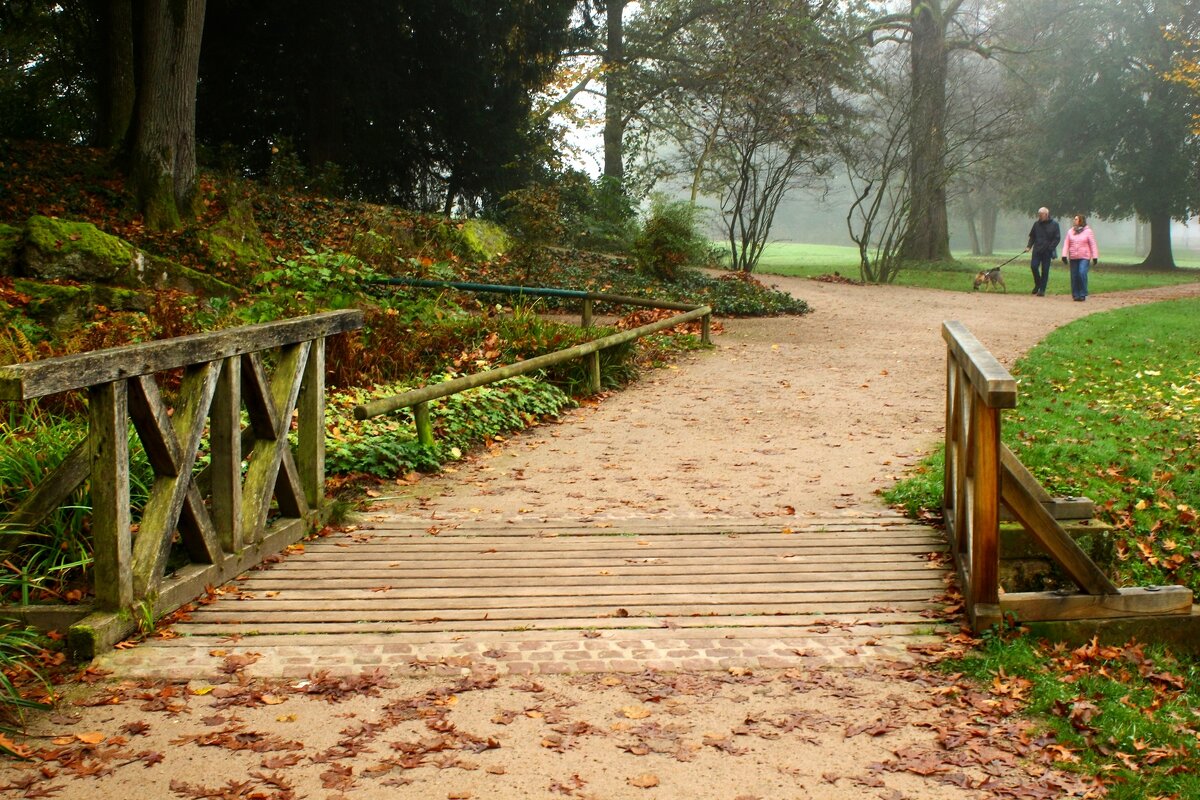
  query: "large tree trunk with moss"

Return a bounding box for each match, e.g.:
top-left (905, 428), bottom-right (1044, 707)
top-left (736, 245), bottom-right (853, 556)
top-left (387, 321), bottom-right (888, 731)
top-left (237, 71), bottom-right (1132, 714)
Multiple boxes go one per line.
top-left (1139, 210), bottom-right (1176, 269)
top-left (98, 0), bottom-right (137, 151)
top-left (130, 0), bottom-right (206, 231)
top-left (602, 0), bottom-right (627, 185)
top-left (900, 0), bottom-right (951, 262)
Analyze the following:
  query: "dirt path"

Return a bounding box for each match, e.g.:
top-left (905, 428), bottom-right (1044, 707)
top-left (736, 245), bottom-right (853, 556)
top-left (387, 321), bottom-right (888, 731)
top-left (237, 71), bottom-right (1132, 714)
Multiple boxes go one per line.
top-left (6, 278), bottom-right (1196, 800)
top-left (382, 276), bottom-right (1200, 523)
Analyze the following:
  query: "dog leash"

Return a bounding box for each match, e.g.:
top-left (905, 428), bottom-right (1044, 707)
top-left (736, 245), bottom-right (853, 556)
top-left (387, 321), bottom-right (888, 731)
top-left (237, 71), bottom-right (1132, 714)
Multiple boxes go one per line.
top-left (993, 252), bottom-right (1024, 269)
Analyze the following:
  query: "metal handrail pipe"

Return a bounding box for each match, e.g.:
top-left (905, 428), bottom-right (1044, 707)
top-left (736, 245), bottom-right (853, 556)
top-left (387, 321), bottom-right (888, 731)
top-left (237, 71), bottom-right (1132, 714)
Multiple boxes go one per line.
top-left (371, 277), bottom-right (703, 312)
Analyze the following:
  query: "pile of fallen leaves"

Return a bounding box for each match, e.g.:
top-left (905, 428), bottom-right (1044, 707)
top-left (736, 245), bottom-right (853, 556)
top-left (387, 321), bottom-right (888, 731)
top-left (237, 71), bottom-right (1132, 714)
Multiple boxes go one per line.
top-left (812, 272), bottom-right (865, 286)
top-left (614, 307), bottom-right (724, 337)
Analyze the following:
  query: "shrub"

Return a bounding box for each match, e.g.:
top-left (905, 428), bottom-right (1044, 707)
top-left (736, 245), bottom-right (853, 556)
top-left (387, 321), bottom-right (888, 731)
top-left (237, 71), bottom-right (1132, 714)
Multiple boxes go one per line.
top-left (632, 197), bottom-right (711, 281)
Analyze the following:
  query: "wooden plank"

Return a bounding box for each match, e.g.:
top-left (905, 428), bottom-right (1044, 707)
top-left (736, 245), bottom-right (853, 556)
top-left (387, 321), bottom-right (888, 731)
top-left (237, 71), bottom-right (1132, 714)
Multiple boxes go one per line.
top-left (941, 321), bottom-right (1017, 408)
top-left (130, 362), bottom-right (220, 599)
top-left (184, 598), bottom-right (942, 624)
top-left (210, 356), bottom-right (242, 553)
top-left (1000, 587), bottom-right (1192, 621)
top-left (1001, 452), bottom-right (1119, 595)
top-left (238, 566), bottom-right (941, 585)
top-left (171, 611), bottom-right (945, 636)
top-left (304, 534), bottom-right (940, 554)
top-left (0, 439), bottom-right (89, 559)
top-left (0, 310), bottom-right (362, 401)
top-left (252, 553), bottom-right (944, 571)
top-left (186, 588), bottom-right (941, 614)
top-left (88, 382), bottom-right (132, 611)
top-left (296, 337), bottom-right (324, 509)
top-left (224, 578), bottom-right (946, 601)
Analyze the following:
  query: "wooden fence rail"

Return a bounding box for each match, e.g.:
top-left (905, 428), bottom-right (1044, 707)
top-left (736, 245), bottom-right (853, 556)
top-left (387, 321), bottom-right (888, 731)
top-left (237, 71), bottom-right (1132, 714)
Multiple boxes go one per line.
top-left (0, 310), bottom-right (363, 657)
top-left (359, 280), bottom-right (712, 443)
top-left (941, 321), bottom-right (1192, 632)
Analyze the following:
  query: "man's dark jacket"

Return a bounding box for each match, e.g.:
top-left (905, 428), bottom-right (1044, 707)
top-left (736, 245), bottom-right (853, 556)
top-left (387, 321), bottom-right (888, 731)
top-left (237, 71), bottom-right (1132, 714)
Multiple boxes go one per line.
top-left (1027, 218), bottom-right (1061, 256)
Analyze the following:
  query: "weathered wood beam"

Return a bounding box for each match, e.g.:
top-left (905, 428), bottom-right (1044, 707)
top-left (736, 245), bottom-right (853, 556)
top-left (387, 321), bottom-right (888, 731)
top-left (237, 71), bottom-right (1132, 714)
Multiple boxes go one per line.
top-left (210, 356), bottom-right (242, 553)
top-left (941, 321), bottom-right (1017, 409)
top-left (296, 337), bottom-right (325, 511)
top-left (0, 310), bottom-right (362, 401)
top-left (1000, 587), bottom-right (1192, 622)
top-left (88, 382), bottom-right (132, 611)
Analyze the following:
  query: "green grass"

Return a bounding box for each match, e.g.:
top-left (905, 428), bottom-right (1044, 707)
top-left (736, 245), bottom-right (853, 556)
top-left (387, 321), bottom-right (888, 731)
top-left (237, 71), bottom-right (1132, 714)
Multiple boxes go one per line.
top-left (752, 242), bottom-right (1200, 294)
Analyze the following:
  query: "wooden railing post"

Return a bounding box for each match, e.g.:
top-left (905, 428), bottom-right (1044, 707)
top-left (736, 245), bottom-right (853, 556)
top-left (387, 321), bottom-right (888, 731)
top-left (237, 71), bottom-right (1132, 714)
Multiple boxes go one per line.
top-left (414, 401), bottom-right (435, 447)
top-left (88, 381), bottom-right (132, 612)
top-left (970, 397), bottom-right (1001, 617)
top-left (701, 313), bottom-right (711, 345)
top-left (581, 297), bottom-right (593, 328)
top-left (587, 351), bottom-right (602, 393)
top-left (211, 356), bottom-right (243, 553)
top-left (297, 338), bottom-right (325, 511)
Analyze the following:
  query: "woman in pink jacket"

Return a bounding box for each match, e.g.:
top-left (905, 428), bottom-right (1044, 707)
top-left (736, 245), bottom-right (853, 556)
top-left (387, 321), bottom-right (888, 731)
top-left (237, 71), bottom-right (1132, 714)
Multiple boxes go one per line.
top-left (1061, 214), bottom-right (1099, 301)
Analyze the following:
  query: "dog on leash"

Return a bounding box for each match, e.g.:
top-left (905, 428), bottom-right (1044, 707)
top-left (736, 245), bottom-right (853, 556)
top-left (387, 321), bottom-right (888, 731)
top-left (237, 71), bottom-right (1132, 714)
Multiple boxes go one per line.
top-left (972, 267), bottom-right (1006, 292)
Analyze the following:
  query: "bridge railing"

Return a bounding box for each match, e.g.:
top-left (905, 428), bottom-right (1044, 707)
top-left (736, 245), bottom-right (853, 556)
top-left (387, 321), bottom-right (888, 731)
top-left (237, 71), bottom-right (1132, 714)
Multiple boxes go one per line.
top-left (358, 279), bottom-right (711, 439)
top-left (0, 310), bottom-right (363, 657)
top-left (942, 321), bottom-right (1192, 631)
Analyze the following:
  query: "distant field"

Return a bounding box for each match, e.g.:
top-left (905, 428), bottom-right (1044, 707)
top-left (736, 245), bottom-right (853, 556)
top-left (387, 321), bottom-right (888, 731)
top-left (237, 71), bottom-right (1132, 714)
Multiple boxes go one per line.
top-left (744, 242), bottom-right (1200, 294)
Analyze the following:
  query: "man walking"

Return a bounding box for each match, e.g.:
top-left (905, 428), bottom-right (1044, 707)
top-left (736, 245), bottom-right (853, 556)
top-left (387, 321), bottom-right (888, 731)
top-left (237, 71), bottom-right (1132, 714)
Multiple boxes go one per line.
top-left (1024, 207), bottom-right (1061, 296)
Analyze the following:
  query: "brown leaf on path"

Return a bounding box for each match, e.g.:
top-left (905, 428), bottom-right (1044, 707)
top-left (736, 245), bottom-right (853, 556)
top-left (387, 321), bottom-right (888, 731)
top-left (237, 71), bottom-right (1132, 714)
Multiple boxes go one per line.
top-left (448, 792), bottom-right (473, 799)
top-left (261, 752), bottom-right (304, 769)
top-left (486, 765), bottom-right (507, 775)
top-left (628, 773), bottom-right (660, 788)
top-left (621, 706), bottom-right (652, 719)
top-left (76, 732), bottom-right (106, 744)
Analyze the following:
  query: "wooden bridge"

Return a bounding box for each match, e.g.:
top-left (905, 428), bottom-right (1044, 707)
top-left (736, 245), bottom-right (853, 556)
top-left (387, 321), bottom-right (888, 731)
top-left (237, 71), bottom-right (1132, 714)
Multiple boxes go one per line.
top-left (0, 306), bottom-right (1194, 676)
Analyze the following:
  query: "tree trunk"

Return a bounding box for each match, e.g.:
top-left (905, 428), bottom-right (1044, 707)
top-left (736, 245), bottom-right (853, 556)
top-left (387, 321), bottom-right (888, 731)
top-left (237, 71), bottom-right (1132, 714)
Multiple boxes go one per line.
top-left (979, 200), bottom-right (998, 256)
top-left (964, 209), bottom-right (980, 255)
top-left (1139, 211), bottom-right (1176, 269)
top-left (98, 0), bottom-right (137, 151)
top-left (130, 0), bottom-right (207, 231)
top-left (1134, 219), bottom-right (1150, 257)
top-left (602, 1), bottom-right (627, 185)
top-left (900, 0), bottom-right (951, 262)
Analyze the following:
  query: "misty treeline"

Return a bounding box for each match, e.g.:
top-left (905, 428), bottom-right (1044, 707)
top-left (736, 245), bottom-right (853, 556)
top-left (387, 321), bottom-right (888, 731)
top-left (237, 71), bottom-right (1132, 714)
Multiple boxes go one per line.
top-left (2, 0), bottom-right (1198, 272)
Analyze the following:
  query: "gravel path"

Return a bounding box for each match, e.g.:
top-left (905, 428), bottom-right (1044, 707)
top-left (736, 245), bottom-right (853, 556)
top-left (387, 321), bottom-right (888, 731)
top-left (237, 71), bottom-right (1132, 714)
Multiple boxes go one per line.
top-left (382, 275), bottom-right (1200, 524)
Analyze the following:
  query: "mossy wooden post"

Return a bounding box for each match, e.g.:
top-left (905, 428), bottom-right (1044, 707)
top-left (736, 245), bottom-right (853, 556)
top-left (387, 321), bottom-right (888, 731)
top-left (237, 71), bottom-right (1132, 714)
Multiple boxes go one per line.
top-left (701, 313), bottom-right (711, 345)
top-left (211, 356), bottom-right (242, 553)
top-left (581, 298), bottom-right (593, 329)
top-left (414, 401), bottom-right (435, 447)
top-left (89, 381), bottom-right (133, 611)
top-left (587, 351), bottom-right (602, 393)
top-left (297, 338), bottom-right (325, 511)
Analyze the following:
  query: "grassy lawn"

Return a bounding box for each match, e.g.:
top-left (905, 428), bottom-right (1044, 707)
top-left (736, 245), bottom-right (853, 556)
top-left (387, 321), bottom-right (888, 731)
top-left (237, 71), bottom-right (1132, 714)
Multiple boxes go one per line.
top-left (749, 242), bottom-right (1200, 294)
top-left (885, 298), bottom-right (1200, 796)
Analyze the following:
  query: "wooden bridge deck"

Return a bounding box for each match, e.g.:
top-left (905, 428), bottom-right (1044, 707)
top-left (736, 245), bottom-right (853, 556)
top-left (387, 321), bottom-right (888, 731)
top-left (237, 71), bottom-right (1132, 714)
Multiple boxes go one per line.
top-left (99, 512), bottom-right (955, 678)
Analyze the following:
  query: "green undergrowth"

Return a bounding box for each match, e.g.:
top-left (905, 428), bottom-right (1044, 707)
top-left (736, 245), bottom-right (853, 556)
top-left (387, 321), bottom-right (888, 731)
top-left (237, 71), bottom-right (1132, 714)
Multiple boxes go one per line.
top-left (323, 375), bottom-right (574, 477)
top-left (943, 632), bottom-right (1200, 798)
top-left (886, 297), bottom-right (1200, 595)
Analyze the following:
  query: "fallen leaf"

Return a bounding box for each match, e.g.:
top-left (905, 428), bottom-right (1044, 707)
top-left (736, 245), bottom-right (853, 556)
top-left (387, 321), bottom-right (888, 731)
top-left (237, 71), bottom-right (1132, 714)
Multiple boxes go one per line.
top-left (628, 773), bottom-right (660, 788)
